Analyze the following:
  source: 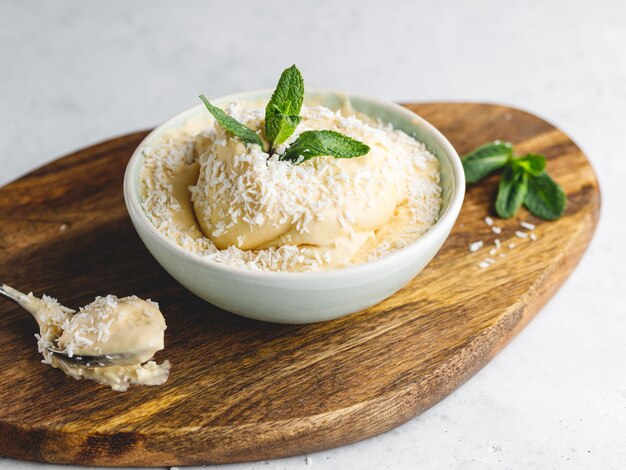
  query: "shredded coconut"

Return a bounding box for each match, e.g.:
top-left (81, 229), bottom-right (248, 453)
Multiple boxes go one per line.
top-left (469, 241), bottom-right (484, 252)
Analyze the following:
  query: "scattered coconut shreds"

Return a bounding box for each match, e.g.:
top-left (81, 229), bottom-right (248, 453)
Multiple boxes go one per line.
top-left (475, 215), bottom-right (542, 269)
top-left (469, 240), bottom-right (484, 252)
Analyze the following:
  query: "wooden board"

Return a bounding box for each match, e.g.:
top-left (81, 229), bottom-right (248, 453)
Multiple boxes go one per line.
top-left (0, 103), bottom-right (599, 466)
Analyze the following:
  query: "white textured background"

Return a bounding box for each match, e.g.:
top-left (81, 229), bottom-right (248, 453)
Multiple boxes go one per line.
top-left (1, 1), bottom-right (625, 469)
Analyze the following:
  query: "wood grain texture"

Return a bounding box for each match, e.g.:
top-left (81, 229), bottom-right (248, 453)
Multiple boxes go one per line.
top-left (0, 103), bottom-right (600, 466)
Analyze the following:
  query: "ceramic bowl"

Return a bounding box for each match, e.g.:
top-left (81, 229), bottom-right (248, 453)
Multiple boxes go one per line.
top-left (124, 89), bottom-right (464, 324)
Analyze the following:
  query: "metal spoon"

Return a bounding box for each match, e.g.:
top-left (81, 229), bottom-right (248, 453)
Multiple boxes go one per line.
top-left (45, 349), bottom-right (135, 367)
top-left (0, 283), bottom-right (139, 368)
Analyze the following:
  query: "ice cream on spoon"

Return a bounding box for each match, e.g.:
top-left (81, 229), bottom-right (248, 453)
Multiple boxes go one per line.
top-left (0, 284), bottom-right (169, 392)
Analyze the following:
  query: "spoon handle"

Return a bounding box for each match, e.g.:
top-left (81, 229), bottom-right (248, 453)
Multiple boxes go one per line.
top-left (0, 284), bottom-right (27, 305)
top-left (0, 284), bottom-right (43, 320)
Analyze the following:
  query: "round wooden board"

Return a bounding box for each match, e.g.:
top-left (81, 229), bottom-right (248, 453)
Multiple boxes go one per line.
top-left (0, 103), bottom-right (599, 466)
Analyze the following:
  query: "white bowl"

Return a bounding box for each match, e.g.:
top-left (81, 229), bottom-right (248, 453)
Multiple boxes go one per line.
top-left (124, 90), bottom-right (464, 324)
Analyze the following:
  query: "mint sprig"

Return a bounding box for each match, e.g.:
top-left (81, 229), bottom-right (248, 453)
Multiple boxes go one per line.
top-left (265, 65), bottom-right (304, 154)
top-left (462, 141), bottom-right (566, 220)
top-left (279, 130), bottom-right (370, 163)
top-left (199, 95), bottom-right (263, 147)
top-left (198, 65), bottom-right (369, 165)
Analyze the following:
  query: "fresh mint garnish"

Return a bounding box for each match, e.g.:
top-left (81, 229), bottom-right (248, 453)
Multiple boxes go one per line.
top-left (524, 172), bottom-right (567, 220)
top-left (279, 130), bottom-right (370, 163)
top-left (199, 95), bottom-right (263, 147)
top-left (265, 65), bottom-right (304, 154)
top-left (199, 65), bottom-right (369, 164)
top-left (462, 141), bottom-right (513, 184)
top-left (462, 141), bottom-right (566, 220)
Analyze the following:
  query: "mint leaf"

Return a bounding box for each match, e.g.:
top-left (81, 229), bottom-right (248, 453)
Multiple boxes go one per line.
top-left (513, 154), bottom-right (546, 176)
top-left (266, 108), bottom-right (301, 151)
top-left (199, 95), bottom-right (263, 147)
top-left (524, 172), bottom-right (566, 220)
top-left (265, 65), bottom-right (304, 151)
top-left (462, 141), bottom-right (513, 184)
top-left (495, 165), bottom-right (528, 218)
top-left (279, 130), bottom-right (370, 163)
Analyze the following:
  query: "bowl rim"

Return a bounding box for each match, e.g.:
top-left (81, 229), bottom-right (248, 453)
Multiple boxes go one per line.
top-left (124, 88), bottom-right (465, 283)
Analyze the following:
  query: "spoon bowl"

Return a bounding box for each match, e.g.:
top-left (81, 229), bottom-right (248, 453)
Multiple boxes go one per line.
top-left (46, 348), bottom-right (137, 368)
